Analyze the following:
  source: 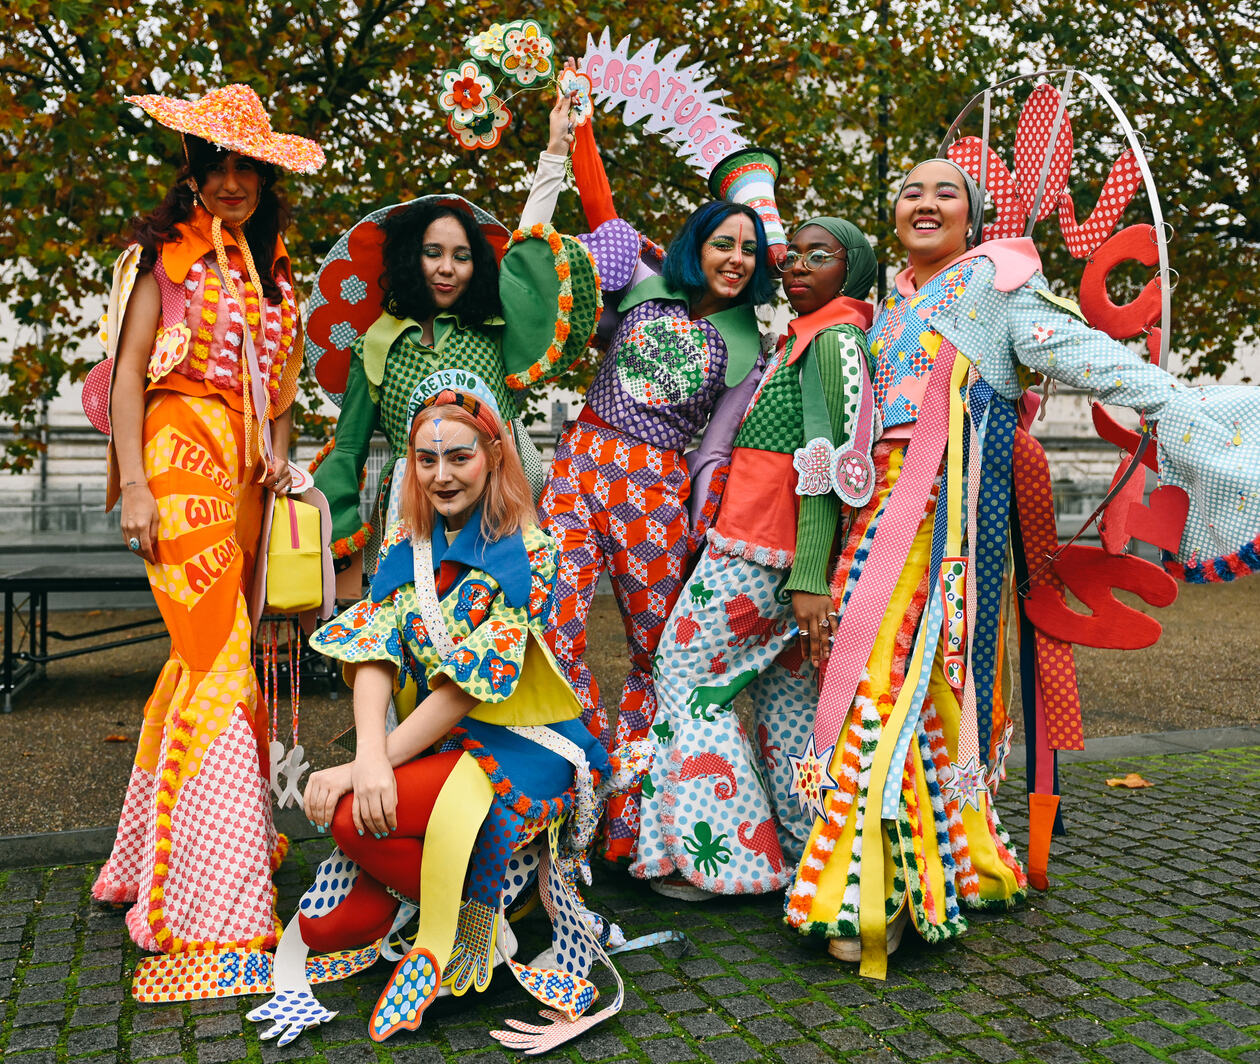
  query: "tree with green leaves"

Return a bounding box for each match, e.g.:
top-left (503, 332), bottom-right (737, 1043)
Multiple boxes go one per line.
top-left (2, 0), bottom-right (1256, 470)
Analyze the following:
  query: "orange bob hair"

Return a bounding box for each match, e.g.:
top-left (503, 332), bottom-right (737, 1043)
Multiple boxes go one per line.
top-left (398, 401), bottom-right (536, 542)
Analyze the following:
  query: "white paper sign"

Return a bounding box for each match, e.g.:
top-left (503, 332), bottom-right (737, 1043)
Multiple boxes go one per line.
top-left (581, 28), bottom-right (748, 178)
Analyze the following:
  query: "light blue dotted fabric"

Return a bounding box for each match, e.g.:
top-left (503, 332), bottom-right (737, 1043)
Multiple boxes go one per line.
top-left (932, 257), bottom-right (1260, 573)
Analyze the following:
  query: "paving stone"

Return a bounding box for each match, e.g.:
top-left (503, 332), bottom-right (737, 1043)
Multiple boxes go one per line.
top-left (987, 1015), bottom-right (1041, 1043)
top-left (850, 1004), bottom-right (904, 1032)
top-left (623, 1011), bottom-right (675, 1037)
top-left (721, 993), bottom-right (773, 1020)
top-left (1, 1052), bottom-right (58, 1064)
top-left (924, 1010), bottom-right (982, 1036)
top-left (70, 1003), bottom-right (122, 1027)
top-left (65, 1025), bottom-right (118, 1055)
top-left (964, 1037), bottom-right (1021, 1063)
top-left (656, 989), bottom-right (705, 1013)
top-left (1098, 1044), bottom-right (1167, 1064)
top-left (773, 1042), bottom-right (837, 1064)
top-left (744, 1015), bottom-right (797, 1045)
top-left (7, 1025), bottom-right (61, 1051)
top-left (1141, 999), bottom-right (1199, 1024)
top-left (1169, 1052), bottom-right (1231, 1064)
top-left (1079, 996), bottom-right (1138, 1021)
top-left (1192, 1022), bottom-right (1254, 1049)
top-left (193, 1012), bottom-right (241, 1039)
top-left (131, 1031), bottom-right (183, 1059)
top-left (1122, 1020), bottom-right (1187, 1049)
top-left (1208, 1000), bottom-right (1260, 1025)
top-left (885, 1028), bottom-right (948, 1057)
top-left (642, 1036), bottom-right (696, 1062)
top-left (636, 970), bottom-right (681, 991)
top-left (1163, 979), bottom-right (1222, 1003)
top-left (700, 1036), bottom-right (760, 1063)
top-left (195, 1037), bottom-right (247, 1063)
top-left (700, 976), bottom-right (746, 996)
top-left (788, 1001), bottom-right (841, 1026)
top-left (13, 1003), bottom-right (67, 1027)
top-left (130, 1007), bottom-right (183, 1032)
top-left (24, 963), bottom-right (70, 985)
top-left (1051, 1016), bottom-right (1110, 1046)
top-left (77, 984), bottom-right (125, 1005)
top-left (259, 1037), bottom-right (319, 1062)
top-left (324, 1047), bottom-right (381, 1064)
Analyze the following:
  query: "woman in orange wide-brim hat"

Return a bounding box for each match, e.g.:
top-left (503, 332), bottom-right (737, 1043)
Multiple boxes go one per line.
top-left (91, 82), bottom-right (324, 995)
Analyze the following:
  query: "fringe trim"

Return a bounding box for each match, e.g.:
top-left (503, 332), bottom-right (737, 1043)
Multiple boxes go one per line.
top-left (706, 528), bottom-right (794, 569)
top-left (1165, 535), bottom-right (1260, 584)
top-left (447, 727), bottom-right (577, 822)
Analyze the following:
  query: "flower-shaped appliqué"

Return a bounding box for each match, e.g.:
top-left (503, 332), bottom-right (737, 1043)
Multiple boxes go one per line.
top-left (467, 22), bottom-right (507, 61)
top-left (792, 437), bottom-right (835, 496)
top-left (448, 96), bottom-right (512, 151)
top-left (501, 20), bottom-right (553, 86)
top-left (309, 247), bottom-right (384, 355)
top-left (439, 60), bottom-right (494, 125)
top-left (832, 447), bottom-right (875, 507)
top-left (558, 68), bottom-right (594, 126)
top-left (147, 322), bottom-right (191, 383)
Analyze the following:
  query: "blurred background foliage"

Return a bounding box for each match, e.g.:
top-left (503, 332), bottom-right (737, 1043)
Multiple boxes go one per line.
top-left (2, 0), bottom-right (1256, 466)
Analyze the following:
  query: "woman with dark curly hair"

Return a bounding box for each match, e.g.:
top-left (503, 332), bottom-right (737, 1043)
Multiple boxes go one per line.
top-left (91, 84), bottom-right (324, 982)
top-left (311, 90), bottom-right (601, 597)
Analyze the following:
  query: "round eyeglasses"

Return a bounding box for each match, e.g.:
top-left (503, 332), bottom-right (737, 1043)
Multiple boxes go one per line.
top-left (775, 249), bottom-right (846, 273)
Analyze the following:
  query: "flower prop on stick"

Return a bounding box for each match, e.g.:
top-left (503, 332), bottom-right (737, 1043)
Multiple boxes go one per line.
top-left (437, 19), bottom-right (564, 151)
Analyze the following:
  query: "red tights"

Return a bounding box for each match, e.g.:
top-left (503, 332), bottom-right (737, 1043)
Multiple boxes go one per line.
top-left (298, 750), bottom-right (462, 953)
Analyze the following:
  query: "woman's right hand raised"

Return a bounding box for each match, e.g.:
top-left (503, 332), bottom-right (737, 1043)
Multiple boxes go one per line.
top-left (120, 481), bottom-right (161, 564)
top-left (546, 62), bottom-right (579, 156)
top-left (351, 751), bottom-right (398, 838)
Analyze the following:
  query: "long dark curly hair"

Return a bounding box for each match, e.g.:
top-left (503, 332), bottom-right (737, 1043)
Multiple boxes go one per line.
top-left (129, 135), bottom-right (291, 303)
top-left (378, 201), bottom-right (501, 325)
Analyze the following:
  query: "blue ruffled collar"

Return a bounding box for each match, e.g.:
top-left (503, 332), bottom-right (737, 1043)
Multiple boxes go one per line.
top-left (369, 510), bottom-right (531, 608)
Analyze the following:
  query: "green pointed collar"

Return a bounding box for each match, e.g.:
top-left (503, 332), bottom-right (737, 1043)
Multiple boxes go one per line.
top-left (616, 275), bottom-right (761, 387)
top-left (360, 310), bottom-right (506, 390)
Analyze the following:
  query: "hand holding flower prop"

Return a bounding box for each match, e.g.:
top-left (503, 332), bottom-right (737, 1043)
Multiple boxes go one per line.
top-left (439, 20), bottom-right (563, 151)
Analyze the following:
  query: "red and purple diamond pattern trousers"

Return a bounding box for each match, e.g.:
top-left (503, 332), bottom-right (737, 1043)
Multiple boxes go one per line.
top-left (538, 421), bottom-right (691, 860)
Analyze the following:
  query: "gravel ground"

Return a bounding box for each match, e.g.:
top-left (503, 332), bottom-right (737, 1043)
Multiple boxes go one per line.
top-left (2, 577), bottom-right (1256, 836)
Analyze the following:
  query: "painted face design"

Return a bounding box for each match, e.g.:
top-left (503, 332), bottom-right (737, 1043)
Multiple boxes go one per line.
top-left (700, 214), bottom-right (757, 305)
top-left (413, 417), bottom-right (489, 530)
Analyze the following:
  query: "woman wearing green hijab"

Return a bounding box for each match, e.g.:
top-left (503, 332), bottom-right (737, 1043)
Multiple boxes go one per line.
top-left (631, 217), bottom-right (880, 899)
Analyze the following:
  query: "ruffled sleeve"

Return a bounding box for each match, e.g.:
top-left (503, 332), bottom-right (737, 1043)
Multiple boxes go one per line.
top-left (309, 594), bottom-right (404, 672)
top-left (995, 278), bottom-right (1260, 580)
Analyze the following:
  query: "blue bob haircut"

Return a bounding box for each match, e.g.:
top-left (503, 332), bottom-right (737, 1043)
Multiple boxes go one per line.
top-left (662, 201), bottom-right (775, 308)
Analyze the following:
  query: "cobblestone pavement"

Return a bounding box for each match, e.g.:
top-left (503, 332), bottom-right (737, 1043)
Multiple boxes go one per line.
top-left (2, 747), bottom-right (1258, 1064)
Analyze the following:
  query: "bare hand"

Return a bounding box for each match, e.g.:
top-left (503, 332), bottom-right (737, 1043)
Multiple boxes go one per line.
top-left (261, 457), bottom-right (293, 496)
top-left (793, 591), bottom-right (837, 668)
top-left (351, 752), bottom-right (398, 837)
top-left (547, 79), bottom-right (577, 156)
top-left (304, 762), bottom-right (353, 830)
top-left (120, 481), bottom-right (160, 563)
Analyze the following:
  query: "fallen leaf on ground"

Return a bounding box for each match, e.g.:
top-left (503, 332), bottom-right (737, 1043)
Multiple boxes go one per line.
top-left (1105, 773), bottom-right (1153, 788)
top-left (103, 734), bottom-right (130, 743)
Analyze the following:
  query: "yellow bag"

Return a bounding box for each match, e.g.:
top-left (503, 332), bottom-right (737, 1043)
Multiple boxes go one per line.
top-left (266, 496), bottom-right (324, 613)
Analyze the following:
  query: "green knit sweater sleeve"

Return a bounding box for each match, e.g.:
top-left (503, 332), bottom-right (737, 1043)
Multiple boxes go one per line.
top-left (312, 347), bottom-right (381, 551)
top-left (785, 325), bottom-right (870, 596)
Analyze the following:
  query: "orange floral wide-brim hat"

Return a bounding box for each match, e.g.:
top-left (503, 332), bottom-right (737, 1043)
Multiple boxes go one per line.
top-left (125, 83), bottom-right (325, 174)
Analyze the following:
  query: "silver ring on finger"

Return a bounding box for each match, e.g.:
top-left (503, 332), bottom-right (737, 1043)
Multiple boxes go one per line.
top-left (128, 537), bottom-right (141, 553)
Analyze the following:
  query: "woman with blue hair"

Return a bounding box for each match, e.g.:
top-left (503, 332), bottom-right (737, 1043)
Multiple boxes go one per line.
top-left (533, 143), bottom-right (774, 867)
